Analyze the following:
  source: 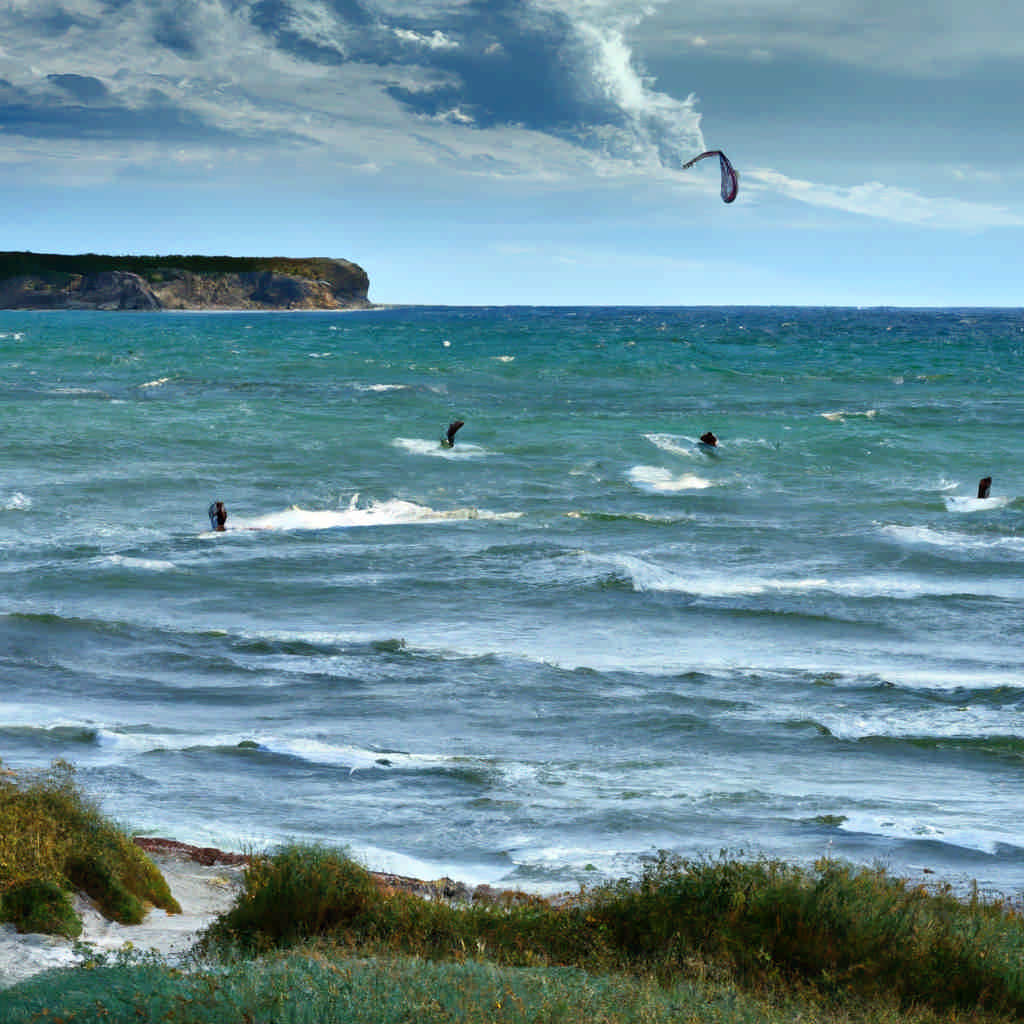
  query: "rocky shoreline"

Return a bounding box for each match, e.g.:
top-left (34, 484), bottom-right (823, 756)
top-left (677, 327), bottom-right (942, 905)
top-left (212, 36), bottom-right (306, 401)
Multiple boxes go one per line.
top-left (132, 837), bottom-right (549, 908)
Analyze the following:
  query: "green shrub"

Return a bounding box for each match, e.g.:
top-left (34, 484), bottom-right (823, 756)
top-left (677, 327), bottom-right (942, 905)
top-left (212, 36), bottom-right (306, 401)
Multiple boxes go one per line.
top-left (0, 879), bottom-right (82, 939)
top-left (0, 760), bottom-right (180, 935)
top-left (204, 844), bottom-right (383, 949)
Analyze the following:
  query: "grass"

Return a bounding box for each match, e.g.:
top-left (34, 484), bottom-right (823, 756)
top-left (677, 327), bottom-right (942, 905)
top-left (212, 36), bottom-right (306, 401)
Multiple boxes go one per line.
top-left (0, 760), bottom-right (181, 936)
top-left (2, 790), bottom-right (1023, 1023)
top-left (194, 844), bottom-right (1024, 1020)
top-left (0, 948), bottom-right (997, 1024)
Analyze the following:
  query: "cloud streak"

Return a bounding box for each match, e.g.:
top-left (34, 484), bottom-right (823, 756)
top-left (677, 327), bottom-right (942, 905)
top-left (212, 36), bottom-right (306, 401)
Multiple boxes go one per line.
top-left (749, 168), bottom-right (1024, 229)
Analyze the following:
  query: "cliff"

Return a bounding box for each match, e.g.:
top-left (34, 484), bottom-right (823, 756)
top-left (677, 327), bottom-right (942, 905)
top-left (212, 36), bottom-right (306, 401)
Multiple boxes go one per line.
top-left (0, 253), bottom-right (372, 311)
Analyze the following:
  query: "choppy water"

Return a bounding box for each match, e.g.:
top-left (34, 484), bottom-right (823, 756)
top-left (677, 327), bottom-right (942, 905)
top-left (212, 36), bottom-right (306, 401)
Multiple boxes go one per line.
top-left (2, 306), bottom-right (1023, 896)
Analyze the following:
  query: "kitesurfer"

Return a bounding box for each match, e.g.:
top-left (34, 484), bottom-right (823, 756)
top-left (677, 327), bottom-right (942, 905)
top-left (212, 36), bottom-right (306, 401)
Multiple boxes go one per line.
top-left (977, 477), bottom-right (992, 499)
top-left (208, 500), bottom-right (228, 531)
top-left (442, 420), bottom-right (465, 448)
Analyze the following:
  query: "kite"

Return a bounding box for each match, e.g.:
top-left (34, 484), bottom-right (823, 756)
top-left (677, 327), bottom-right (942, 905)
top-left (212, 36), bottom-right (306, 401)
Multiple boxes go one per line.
top-left (682, 150), bottom-right (739, 204)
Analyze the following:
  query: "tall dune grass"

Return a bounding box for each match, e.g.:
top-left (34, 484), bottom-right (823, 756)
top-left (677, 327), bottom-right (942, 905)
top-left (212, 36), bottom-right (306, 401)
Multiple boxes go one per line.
top-left (0, 760), bottom-right (180, 936)
top-left (200, 844), bottom-right (1024, 1018)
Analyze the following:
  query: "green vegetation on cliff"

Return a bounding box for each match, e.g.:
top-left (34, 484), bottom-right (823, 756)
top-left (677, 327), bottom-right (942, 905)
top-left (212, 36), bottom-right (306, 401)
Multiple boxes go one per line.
top-left (0, 251), bottom-right (363, 287)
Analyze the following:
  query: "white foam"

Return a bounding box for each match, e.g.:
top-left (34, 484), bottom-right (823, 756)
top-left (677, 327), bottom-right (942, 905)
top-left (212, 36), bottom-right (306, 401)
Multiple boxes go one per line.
top-left (628, 465), bottom-right (713, 492)
top-left (139, 377), bottom-right (171, 388)
top-left (3, 492), bottom-right (31, 511)
top-left (393, 437), bottom-right (486, 457)
top-left (353, 382), bottom-right (407, 392)
top-left (821, 409), bottom-right (877, 422)
top-left (602, 554), bottom-right (1022, 600)
top-left (945, 494), bottom-right (1012, 512)
top-left (837, 812), bottom-right (1017, 857)
top-left (644, 433), bottom-right (699, 458)
top-left (260, 737), bottom-right (453, 774)
top-left (882, 523), bottom-right (1024, 555)
top-left (230, 496), bottom-right (513, 533)
top-left (95, 554), bottom-right (178, 572)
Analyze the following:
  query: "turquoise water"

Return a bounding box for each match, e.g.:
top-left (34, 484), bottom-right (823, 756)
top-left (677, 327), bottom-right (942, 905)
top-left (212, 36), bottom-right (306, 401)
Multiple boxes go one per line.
top-left (2, 307), bottom-right (1023, 895)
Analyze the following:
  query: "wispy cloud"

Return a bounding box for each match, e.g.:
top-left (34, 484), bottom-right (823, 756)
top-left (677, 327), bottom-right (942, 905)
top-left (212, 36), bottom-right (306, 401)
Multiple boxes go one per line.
top-left (750, 168), bottom-right (1024, 228)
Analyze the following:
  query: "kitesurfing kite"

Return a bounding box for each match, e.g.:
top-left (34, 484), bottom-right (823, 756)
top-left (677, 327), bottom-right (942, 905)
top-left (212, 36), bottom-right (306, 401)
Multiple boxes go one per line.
top-left (682, 150), bottom-right (739, 204)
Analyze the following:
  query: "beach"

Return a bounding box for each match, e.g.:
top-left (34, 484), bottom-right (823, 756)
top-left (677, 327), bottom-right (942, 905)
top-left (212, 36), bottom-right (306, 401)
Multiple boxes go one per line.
top-left (0, 842), bottom-right (245, 989)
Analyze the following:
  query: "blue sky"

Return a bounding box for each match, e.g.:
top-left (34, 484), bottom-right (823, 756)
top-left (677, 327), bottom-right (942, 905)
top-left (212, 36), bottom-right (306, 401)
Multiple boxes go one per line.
top-left (1, 0), bottom-right (1021, 305)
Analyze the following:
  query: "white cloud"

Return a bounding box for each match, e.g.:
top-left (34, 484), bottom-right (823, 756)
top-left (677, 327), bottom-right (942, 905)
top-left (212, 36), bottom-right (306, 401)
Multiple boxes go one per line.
top-left (751, 168), bottom-right (1024, 228)
top-left (534, 0), bottom-right (704, 163)
top-left (392, 27), bottom-right (460, 50)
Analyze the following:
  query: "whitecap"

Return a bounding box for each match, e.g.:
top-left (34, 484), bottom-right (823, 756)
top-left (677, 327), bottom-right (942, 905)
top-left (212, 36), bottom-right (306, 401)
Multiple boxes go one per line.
top-left (881, 523), bottom-right (1024, 556)
top-left (260, 737), bottom-right (452, 773)
top-left (393, 437), bottom-right (486, 457)
top-left (3, 492), bottom-right (32, 511)
top-left (231, 495), bottom-right (516, 533)
top-left (945, 494), bottom-right (1012, 512)
top-left (821, 409), bottom-right (877, 422)
top-left (837, 812), bottom-right (1016, 858)
top-left (627, 465), bottom-right (713, 492)
top-left (94, 554), bottom-right (177, 572)
top-left (644, 433), bottom-right (699, 458)
top-left (138, 377), bottom-right (171, 389)
top-left (352, 382), bottom-right (407, 392)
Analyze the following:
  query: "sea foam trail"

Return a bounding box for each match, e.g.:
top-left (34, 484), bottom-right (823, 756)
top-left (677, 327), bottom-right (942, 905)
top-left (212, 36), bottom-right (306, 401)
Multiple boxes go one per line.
top-left (221, 496), bottom-right (515, 533)
top-left (393, 437), bottom-right (487, 457)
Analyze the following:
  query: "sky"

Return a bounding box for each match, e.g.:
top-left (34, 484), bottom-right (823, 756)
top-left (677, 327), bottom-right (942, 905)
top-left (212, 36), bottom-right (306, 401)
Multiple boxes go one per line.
top-left (1, 0), bottom-right (1022, 306)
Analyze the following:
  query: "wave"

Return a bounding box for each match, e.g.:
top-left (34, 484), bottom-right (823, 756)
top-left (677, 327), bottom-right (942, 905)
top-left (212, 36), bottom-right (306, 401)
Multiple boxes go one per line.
top-left (351, 383), bottom-right (408, 392)
top-left (3, 492), bottom-right (31, 511)
top-left (220, 495), bottom-right (518, 534)
top-left (944, 494), bottom-right (1014, 512)
top-left (92, 554), bottom-right (178, 572)
top-left (392, 437), bottom-right (487, 457)
top-left (0, 723), bottom-right (101, 746)
top-left (596, 553), bottom-right (1020, 601)
top-left (644, 432), bottom-right (776, 457)
top-left (628, 466), bottom-right (713, 492)
top-left (821, 409), bottom-right (878, 422)
top-left (835, 811), bottom-right (1022, 858)
top-left (809, 707), bottom-right (1024, 747)
top-left (138, 377), bottom-right (172, 389)
top-left (881, 523), bottom-right (1024, 557)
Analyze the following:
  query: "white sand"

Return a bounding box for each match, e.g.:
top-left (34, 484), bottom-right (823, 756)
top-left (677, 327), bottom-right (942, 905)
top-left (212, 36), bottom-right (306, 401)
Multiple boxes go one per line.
top-left (0, 855), bottom-right (243, 989)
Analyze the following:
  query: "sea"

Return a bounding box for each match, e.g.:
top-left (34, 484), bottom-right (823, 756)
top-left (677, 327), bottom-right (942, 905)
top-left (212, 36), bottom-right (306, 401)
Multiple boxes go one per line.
top-left (2, 306), bottom-right (1023, 900)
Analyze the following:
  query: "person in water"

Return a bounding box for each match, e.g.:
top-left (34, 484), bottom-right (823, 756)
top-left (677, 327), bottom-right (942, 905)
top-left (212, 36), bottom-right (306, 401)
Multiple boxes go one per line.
top-left (977, 476), bottom-right (992, 499)
top-left (208, 501), bottom-right (228, 531)
top-left (442, 420), bottom-right (465, 448)
top-left (699, 431), bottom-right (718, 447)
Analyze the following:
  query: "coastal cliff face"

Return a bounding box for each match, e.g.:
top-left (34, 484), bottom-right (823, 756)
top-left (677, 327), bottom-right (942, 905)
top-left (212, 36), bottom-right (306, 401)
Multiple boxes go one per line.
top-left (0, 255), bottom-right (372, 311)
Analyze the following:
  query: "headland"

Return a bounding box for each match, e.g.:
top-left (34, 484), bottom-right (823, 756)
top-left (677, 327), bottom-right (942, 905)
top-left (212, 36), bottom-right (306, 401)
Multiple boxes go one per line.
top-left (0, 252), bottom-right (372, 311)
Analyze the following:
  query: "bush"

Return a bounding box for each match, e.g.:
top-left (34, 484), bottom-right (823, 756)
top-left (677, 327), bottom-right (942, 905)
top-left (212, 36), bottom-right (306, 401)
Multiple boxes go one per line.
top-left (204, 844), bottom-right (383, 949)
top-left (0, 760), bottom-right (180, 935)
top-left (0, 879), bottom-right (82, 939)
